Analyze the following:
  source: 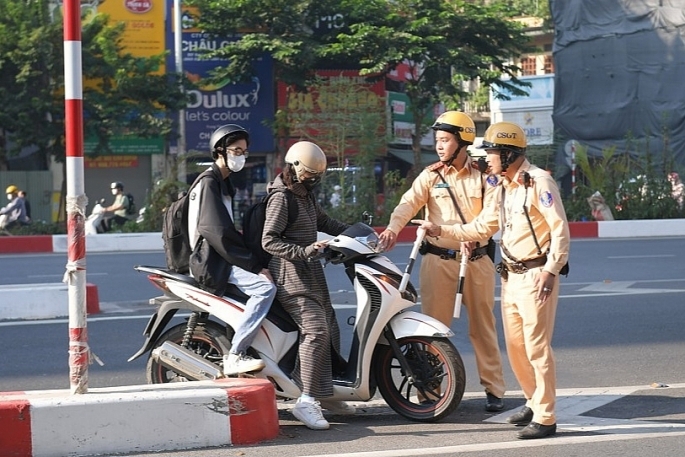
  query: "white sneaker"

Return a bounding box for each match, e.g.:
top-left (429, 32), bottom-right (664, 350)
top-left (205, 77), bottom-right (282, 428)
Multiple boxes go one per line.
top-left (222, 353), bottom-right (265, 376)
top-left (291, 398), bottom-right (330, 430)
top-left (319, 399), bottom-right (356, 415)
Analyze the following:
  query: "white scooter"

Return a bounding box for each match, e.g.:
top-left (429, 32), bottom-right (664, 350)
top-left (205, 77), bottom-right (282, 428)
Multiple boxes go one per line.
top-left (85, 198), bottom-right (107, 235)
top-left (129, 222), bottom-right (466, 422)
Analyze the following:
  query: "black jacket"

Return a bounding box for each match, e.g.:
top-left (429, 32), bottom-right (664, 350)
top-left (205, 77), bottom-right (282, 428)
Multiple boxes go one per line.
top-left (189, 164), bottom-right (261, 294)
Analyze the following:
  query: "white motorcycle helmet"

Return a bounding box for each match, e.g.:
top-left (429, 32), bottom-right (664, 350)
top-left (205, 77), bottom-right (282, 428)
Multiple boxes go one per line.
top-left (284, 141), bottom-right (327, 187)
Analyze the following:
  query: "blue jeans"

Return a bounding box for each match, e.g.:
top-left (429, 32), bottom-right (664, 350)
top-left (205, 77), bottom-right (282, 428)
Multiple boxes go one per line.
top-left (227, 266), bottom-right (276, 355)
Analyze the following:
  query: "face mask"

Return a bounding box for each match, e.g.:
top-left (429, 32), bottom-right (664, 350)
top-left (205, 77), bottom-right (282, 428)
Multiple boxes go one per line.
top-left (111, 189), bottom-right (118, 195)
top-left (6, 194), bottom-right (12, 201)
top-left (226, 154), bottom-right (246, 172)
top-left (301, 176), bottom-right (321, 191)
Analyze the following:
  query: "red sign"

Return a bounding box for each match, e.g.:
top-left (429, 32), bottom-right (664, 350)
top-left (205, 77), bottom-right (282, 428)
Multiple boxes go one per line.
top-left (276, 70), bottom-right (386, 156)
top-left (85, 155), bottom-right (140, 168)
top-left (125, 0), bottom-right (153, 14)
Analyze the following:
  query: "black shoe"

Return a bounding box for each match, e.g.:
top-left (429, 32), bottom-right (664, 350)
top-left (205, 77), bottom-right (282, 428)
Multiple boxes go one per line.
top-left (517, 422), bottom-right (556, 439)
top-left (506, 406), bottom-right (534, 426)
top-left (485, 393), bottom-right (504, 412)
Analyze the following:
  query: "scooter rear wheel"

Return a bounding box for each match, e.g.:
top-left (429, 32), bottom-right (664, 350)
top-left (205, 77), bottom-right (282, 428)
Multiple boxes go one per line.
top-left (373, 336), bottom-right (465, 422)
top-left (147, 320), bottom-right (232, 383)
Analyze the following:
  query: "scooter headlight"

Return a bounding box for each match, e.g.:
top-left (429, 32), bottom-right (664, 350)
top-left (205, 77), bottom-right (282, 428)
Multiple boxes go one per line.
top-left (374, 274), bottom-right (417, 302)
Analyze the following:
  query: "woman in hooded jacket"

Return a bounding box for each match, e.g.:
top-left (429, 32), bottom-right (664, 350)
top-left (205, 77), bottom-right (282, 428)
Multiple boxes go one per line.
top-left (262, 141), bottom-right (352, 430)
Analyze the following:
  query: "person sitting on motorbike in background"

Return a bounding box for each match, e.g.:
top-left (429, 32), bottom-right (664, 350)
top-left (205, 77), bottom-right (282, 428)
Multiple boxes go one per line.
top-left (262, 141), bottom-right (352, 430)
top-left (187, 124), bottom-right (276, 376)
top-left (0, 185), bottom-right (30, 231)
top-left (103, 182), bottom-right (130, 231)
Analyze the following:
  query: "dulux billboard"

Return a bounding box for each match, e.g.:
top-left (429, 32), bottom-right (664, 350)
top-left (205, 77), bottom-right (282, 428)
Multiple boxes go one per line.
top-left (165, 2), bottom-right (275, 153)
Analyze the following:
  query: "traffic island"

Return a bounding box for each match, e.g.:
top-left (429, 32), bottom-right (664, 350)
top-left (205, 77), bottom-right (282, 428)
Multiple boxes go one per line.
top-left (0, 378), bottom-right (278, 457)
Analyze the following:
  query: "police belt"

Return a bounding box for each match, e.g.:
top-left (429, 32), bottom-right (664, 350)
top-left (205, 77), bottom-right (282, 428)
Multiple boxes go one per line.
top-left (500, 255), bottom-right (547, 274)
top-left (420, 241), bottom-right (489, 261)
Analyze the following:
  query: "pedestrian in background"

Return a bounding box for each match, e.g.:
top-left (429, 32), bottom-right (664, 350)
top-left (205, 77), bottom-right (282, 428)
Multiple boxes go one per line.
top-left (379, 111), bottom-right (506, 413)
top-left (412, 121), bottom-right (570, 440)
top-left (329, 185), bottom-right (342, 208)
top-left (18, 190), bottom-right (31, 222)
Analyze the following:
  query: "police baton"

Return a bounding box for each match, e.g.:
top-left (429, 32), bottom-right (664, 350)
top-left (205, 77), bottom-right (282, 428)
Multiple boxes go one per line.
top-left (399, 227), bottom-right (426, 294)
top-left (453, 251), bottom-right (468, 319)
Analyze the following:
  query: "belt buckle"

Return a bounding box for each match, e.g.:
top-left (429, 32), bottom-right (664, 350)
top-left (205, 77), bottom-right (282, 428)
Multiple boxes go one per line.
top-left (511, 262), bottom-right (527, 273)
top-left (440, 249), bottom-right (456, 260)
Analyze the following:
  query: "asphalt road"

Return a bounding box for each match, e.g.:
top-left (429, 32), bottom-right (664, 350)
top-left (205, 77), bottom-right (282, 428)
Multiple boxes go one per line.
top-left (1, 236), bottom-right (684, 456)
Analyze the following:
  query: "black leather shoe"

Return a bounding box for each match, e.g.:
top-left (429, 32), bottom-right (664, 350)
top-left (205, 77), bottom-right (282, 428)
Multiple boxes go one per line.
top-left (506, 406), bottom-right (533, 426)
top-left (517, 422), bottom-right (556, 439)
top-left (485, 393), bottom-right (504, 412)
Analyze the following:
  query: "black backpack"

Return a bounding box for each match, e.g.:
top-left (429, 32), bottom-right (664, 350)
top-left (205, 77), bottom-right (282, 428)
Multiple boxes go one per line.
top-left (242, 189), bottom-right (298, 268)
top-left (125, 193), bottom-right (136, 216)
top-left (162, 171), bottom-right (212, 273)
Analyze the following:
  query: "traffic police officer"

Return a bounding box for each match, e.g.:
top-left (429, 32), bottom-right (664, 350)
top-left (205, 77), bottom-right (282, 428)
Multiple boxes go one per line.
top-left (379, 111), bottom-right (506, 412)
top-left (412, 121), bottom-right (570, 439)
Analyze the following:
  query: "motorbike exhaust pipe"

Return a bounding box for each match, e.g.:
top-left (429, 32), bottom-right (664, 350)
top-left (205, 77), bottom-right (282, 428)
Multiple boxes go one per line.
top-left (151, 341), bottom-right (224, 381)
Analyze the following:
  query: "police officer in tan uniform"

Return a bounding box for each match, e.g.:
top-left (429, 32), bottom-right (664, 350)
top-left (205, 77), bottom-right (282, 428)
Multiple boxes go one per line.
top-left (412, 121), bottom-right (570, 440)
top-left (379, 111), bottom-right (506, 412)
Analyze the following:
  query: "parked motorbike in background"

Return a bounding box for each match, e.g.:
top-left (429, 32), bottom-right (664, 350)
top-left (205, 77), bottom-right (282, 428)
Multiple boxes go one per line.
top-left (129, 222), bottom-right (467, 422)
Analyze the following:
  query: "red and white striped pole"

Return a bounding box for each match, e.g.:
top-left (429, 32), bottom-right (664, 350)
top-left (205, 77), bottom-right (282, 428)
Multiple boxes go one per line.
top-left (63, 0), bottom-right (90, 394)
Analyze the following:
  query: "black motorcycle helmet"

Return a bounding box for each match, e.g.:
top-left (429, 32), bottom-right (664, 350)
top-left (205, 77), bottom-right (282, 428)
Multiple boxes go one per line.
top-left (210, 124), bottom-right (250, 160)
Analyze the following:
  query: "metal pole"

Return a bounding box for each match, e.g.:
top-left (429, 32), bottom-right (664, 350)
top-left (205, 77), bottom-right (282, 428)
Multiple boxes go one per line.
top-left (63, 0), bottom-right (89, 394)
top-left (174, 0), bottom-right (186, 183)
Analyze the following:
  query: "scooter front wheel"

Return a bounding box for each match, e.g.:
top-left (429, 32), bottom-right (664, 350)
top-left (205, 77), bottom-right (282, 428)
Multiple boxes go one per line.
top-left (146, 320), bottom-right (232, 383)
top-left (373, 336), bottom-right (465, 422)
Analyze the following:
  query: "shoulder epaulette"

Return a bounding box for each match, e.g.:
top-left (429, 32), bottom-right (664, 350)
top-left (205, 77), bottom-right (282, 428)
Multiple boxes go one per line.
top-left (425, 161), bottom-right (444, 172)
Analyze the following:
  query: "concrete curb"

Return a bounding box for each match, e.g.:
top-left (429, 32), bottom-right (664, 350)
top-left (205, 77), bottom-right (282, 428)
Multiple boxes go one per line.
top-left (1, 220), bottom-right (684, 255)
top-left (0, 283), bottom-right (100, 321)
top-left (0, 378), bottom-right (279, 457)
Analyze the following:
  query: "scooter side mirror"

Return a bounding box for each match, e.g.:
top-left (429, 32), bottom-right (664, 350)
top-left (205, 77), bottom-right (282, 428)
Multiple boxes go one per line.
top-left (362, 211), bottom-right (374, 226)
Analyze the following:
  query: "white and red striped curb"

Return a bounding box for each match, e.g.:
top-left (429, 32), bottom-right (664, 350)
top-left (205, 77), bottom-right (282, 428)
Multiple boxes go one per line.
top-left (0, 378), bottom-right (279, 457)
top-left (1, 219), bottom-right (684, 255)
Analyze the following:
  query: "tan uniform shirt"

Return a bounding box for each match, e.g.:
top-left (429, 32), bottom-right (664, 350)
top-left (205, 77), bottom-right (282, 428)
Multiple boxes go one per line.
top-left (387, 157), bottom-right (499, 249)
top-left (442, 160), bottom-right (570, 276)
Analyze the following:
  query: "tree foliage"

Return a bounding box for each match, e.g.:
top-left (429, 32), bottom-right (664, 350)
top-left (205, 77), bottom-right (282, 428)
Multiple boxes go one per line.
top-left (190, 0), bottom-right (532, 181)
top-left (326, 0), bottom-right (533, 179)
top-left (0, 0), bottom-right (187, 170)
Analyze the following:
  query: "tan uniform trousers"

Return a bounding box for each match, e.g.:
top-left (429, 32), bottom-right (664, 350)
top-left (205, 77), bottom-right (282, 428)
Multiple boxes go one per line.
top-left (501, 266), bottom-right (559, 426)
top-left (419, 251), bottom-right (505, 398)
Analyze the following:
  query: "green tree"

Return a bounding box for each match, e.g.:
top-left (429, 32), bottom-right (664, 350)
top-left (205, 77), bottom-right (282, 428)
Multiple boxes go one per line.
top-left (0, 0), bottom-right (187, 172)
top-left (326, 0), bottom-right (532, 180)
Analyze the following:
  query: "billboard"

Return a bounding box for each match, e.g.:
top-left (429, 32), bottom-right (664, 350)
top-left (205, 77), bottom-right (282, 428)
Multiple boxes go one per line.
top-left (166, 3), bottom-right (275, 153)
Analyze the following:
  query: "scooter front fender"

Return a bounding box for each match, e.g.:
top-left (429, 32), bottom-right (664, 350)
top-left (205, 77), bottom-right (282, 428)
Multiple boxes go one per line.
top-left (388, 310), bottom-right (454, 340)
top-left (127, 297), bottom-right (206, 362)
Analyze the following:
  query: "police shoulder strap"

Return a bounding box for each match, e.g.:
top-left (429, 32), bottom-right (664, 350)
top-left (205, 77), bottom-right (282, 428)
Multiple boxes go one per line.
top-left (434, 169), bottom-right (467, 224)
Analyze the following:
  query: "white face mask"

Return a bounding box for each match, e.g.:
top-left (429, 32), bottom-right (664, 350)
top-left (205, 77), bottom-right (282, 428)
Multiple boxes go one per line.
top-left (111, 189), bottom-right (118, 195)
top-left (6, 194), bottom-right (12, 201)
top-left (226, 154), bottom-right (246, 173)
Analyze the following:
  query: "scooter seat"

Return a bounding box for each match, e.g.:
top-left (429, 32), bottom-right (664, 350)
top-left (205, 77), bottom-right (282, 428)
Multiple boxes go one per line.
top-left (134, 265), bottom-right (199, 287)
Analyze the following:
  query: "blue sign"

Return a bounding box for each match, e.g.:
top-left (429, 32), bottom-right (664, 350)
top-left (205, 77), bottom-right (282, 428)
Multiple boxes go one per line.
top-left (165, 2), bottom-right (275, 153)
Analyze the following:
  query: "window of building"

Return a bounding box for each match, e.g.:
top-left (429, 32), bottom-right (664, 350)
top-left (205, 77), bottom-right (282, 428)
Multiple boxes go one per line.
top-left (544, 55), bottom-right (555, 74)
top-left (520, 57), bottom-right (537, 76)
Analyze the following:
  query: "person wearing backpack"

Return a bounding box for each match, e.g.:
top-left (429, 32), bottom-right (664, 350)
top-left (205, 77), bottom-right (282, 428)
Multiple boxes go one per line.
top-left (187, 123), bottom-right (276, 376)
top-left (103, 182), bottom-right (131, 231)
top-left (262, 141), bottom-right (351, 430)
